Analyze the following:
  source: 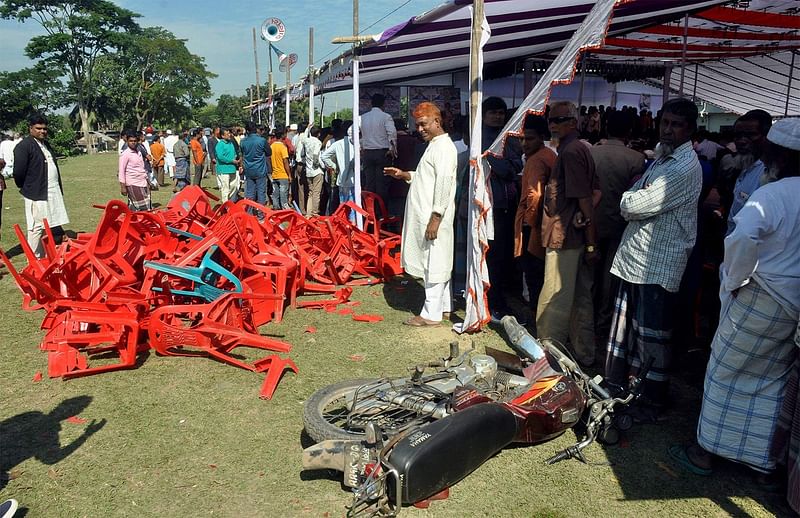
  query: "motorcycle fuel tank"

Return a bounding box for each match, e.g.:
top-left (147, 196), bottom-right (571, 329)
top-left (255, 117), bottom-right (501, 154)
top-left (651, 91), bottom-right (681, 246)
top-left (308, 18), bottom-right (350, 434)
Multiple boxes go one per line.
top-left (508, 374), bottom-right (587, 444)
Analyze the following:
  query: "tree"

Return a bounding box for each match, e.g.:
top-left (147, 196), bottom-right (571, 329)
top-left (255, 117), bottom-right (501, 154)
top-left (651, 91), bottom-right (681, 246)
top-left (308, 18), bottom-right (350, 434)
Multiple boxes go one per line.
top-left (88, 27), bottom-right (214, 131)
top-left (214, 94), bottom-right (249, 127)
top-left (322, 108), bottom-right (353, 127)
top-left (1, 0), bottom-right (140, 153)
top-left (0, 63), bottom-right (67, 129)
top-left (125, 27), bottom-right (215, 129)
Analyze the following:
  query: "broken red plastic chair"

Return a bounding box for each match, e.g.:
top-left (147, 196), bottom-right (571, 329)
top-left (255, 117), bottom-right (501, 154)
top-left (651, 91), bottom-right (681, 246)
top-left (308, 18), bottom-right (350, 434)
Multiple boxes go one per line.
top-left (41, 308), bottom-right (142, 378)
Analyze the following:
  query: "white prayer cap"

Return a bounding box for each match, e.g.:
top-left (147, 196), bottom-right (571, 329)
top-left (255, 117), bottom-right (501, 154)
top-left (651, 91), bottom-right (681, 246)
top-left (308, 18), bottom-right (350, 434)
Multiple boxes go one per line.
top-left (767, 118), bottom-right (800, 151)
top-left (166, 129), bottom-right (173, 135)
top-left (289, 123), bottom-right (298, 131)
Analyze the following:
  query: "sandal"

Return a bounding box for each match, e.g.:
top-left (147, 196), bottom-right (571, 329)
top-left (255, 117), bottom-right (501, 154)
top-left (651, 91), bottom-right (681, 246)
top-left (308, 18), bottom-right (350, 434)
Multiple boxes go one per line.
top-left (668, 444), bottom-right (712, 476)
top-left (403, 315), bottom-right (442, 327)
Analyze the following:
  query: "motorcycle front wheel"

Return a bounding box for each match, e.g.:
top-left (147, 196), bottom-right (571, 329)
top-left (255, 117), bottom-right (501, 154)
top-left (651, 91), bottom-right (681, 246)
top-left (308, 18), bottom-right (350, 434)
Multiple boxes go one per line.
top-left (303, 378), bottom-right (433, 442)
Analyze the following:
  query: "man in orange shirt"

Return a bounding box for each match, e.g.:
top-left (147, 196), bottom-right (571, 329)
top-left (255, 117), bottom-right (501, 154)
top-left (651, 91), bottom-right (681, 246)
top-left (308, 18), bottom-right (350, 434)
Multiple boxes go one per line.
top-left (149, 134), bottom-right (166, 186)
top-left (513, 114), bottom-right (556, 320)
top-left (270, 128), bottom-right (292, 209)
top-left (190, 129), bottom-right (206, 186)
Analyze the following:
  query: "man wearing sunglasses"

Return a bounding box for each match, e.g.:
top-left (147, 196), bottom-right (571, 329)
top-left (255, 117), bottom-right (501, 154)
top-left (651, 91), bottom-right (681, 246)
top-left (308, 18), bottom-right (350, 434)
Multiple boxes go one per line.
top-left (536, 101), bottom-right (599, 367)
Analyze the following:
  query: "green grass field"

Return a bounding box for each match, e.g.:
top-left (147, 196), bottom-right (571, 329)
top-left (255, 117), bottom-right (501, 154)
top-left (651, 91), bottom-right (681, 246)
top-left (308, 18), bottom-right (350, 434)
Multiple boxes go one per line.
top-left (0, 153), bottom-right (792, 517)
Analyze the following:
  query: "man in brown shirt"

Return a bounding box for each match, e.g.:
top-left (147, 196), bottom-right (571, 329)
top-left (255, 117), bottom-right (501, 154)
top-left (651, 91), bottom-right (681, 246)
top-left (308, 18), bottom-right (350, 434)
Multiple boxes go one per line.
top-left (537, 101), bottom-right (599, 366)
top-left (591, 111), bottom-right (645, 339)
top-left (513, 114), bottom-right (556, 317)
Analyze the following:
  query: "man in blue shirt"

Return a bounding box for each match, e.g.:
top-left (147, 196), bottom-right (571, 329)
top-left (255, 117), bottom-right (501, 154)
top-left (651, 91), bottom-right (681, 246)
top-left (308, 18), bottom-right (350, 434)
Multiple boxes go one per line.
top-left (240, 122), bottom-right (272, 218)
top-left (723, 109), bottom-right (772, 235)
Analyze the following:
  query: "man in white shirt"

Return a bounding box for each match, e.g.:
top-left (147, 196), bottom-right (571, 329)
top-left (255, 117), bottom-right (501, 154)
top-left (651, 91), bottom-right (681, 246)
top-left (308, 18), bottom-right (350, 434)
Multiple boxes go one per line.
top-left (384, 102), bottom-right (457, 326)
top-left (675, 118), bottom-right (800, 483)
top-left (0, 133), bottom-right (20, 178)
top-left (320, 124), bottom-right (356, 215)
top-left (360, 94), bottom-right (397, 209)
top-left (163, 129), bottom-right (179, 181)
top-left (298, 126), bottom-right (324, 216)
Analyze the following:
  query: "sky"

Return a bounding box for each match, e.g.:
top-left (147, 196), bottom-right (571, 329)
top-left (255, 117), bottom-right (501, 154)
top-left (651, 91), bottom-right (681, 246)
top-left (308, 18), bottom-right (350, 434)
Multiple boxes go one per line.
top-left (0, 0), bottom-right (444, 115)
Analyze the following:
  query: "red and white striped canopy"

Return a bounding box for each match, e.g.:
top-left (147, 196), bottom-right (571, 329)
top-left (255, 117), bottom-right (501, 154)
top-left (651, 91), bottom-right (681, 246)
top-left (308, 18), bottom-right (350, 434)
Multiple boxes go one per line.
top-left (598, 1), bottom-right (800, 115)
top-left (314, 0), bottom-right (800, 115)
top-left (315, 0), bottom-right (726, 91)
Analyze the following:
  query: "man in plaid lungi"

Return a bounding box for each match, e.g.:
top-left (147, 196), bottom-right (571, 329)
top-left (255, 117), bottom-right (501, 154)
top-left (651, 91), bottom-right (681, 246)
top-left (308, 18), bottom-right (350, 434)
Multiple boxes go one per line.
top-left (669, 119), bottom-right (800, 494)
top-left (604, 98), bottom-right (702, 416)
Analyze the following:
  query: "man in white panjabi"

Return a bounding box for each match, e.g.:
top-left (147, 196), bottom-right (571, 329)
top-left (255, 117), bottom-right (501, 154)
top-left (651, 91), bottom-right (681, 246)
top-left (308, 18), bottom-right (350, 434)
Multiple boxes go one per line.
top-left (13, 113), bottom-right (69, 258)
top-left (163, 129), bottom-right (179, 179)
top-left (384, 102), bottom-right (457, 326)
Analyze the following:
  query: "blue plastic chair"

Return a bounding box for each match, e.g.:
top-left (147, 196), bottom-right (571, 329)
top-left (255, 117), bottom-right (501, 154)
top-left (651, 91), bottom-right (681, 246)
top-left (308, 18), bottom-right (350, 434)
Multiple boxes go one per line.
top-left (144, 245), bottom-right (242, 302)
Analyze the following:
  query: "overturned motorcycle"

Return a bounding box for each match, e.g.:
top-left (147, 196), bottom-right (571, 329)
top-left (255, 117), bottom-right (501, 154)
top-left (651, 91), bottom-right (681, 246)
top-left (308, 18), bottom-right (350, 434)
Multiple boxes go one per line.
top-left (302, 316), bottom-right (651, 516)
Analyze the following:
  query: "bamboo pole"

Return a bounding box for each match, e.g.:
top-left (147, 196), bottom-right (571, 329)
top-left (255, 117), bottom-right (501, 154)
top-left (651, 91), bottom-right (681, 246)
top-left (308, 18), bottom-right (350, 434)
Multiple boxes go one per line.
top-left (309, 27), bottom-right (315, 126)
top-left (253, 28), bottom-right (262, 124)
top-left (469, 0), bottom-right (484, 134)
top-left (786, 50), bottom-right (796, 117)
top-left (679, 14), bottom-right (688, 97)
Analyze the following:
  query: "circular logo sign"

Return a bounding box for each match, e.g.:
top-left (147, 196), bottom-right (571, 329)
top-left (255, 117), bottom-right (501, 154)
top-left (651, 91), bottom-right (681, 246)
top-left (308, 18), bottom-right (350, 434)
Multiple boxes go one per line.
top-left (261, 18), bottom-right (285, 42)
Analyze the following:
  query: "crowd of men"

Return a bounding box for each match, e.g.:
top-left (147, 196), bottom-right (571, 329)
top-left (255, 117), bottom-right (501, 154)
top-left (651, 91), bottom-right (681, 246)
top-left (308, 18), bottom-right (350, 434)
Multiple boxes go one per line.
top-left (1, 93), bottom-right (798, 511)
top-left (386, 97), bottom-right (799, 512)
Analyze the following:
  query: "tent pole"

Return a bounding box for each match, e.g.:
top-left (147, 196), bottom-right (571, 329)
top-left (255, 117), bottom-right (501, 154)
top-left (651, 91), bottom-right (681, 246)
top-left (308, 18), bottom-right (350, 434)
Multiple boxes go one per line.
top-left (352, 0), bottom-right (363, 227)
top-left (663, 65), bottom-right (672, 105)
top-left (511, 61), bottom-right (518, 108)
top-left (786, 50), bottom-right (796, 117)
top-left (309, 27), bottom-right (314, 126)
top-left (469, 0), bottom-right (484, 136)
top-left (269, 43), bottom-right (275, 130)
top-left (692, 63), bottom-right (698, 101)
top-left (523, 59), bottom-right (534, 96)
top-left (679, 14), bottom-right (688, 96)
top-left (577, 52), bottom-right (587, 109)
top-left (610, 82), bottom-right (617, 109)
top-left (253, 28), bottom-right (262, 124)
top-left (286, 66), bottom-right (291, 128)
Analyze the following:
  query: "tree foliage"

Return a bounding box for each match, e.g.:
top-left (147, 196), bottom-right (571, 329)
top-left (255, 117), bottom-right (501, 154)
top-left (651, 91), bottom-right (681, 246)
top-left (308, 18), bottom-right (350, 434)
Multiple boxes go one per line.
top-left (90, 26), bottom-right (215, 130)
top-left (0, 0), bottom-right (140, 152)
top-left (214, 94), bottom-right (250, 127)
top-left (0, 1), bottom-right (216, 139)
top-left (0, 63), bottom-right (66, 129)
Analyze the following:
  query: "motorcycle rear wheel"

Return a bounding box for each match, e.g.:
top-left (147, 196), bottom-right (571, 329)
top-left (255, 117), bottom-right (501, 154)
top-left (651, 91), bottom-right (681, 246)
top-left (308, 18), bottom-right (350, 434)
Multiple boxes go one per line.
top-left (303, 378), bottom-right (432, 442)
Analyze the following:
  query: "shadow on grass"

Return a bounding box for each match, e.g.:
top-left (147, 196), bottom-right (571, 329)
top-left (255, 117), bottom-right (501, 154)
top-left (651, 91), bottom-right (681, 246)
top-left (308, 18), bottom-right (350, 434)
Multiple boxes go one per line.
top-left (382, 275), bottom-right (424, 315)
top-left (601, 402), bottom-right (793, 517)
top-left (2, 244), bottom-right (23, 260)
top-left (0, 396), bottom-right (106, 491)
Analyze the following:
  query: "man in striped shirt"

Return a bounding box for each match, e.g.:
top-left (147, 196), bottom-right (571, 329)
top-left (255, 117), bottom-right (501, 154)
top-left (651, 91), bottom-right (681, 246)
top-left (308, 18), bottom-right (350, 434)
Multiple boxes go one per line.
top-left (604, 98), bottom-right (702, 418)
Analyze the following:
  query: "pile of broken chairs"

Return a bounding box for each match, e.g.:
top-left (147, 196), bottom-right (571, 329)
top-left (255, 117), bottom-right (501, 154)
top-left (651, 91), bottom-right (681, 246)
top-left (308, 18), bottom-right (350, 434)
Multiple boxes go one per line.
top-left (0, 187), bottom-right (402, 398)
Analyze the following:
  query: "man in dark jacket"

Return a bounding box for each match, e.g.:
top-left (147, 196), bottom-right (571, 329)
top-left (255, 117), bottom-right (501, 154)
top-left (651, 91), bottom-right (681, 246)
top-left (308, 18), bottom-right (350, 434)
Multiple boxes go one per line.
top-left (483, 97), bottom-right (523, 319)
top-left (13, 113), bottom-right (69, 258)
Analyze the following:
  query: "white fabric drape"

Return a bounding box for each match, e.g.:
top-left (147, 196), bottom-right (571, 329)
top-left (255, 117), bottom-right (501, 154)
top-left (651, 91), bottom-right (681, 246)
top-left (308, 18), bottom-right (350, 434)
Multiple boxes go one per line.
top-left (453, 6), bottom-right (492, 334)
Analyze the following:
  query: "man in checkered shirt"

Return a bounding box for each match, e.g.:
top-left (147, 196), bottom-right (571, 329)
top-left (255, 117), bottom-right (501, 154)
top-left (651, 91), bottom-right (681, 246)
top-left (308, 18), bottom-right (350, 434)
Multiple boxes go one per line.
top-left (604, 97), bottom-right (702, 418)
